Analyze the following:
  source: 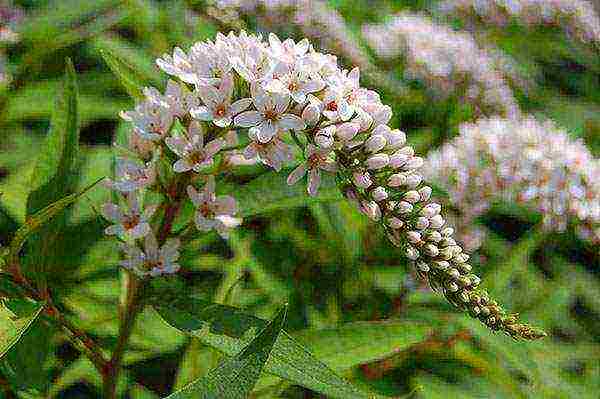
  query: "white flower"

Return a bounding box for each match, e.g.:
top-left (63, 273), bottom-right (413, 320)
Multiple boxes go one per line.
top-left (234, 85), bottom-right (306, 143)
top-left (287, 144), bottom-right (338, 196)
top-left (264, 61), bottom-right (325, 104)
top-left (144, 80), bottom-right (199, 118)
top-left (156, 47), bottom-right (196, 84)
top-left (101, 194), bottom-right (157, 240)
top-left (120, 99), bottom-right (173, 142)
top-left (243, 128), bottom-right (293, 171)
top-left (104, 158), bottom-right (155, 193)
top-left (120, 234), bottom-right (181, 277)
top-left (165, 122), bottom-right (225, 173)
top-left (268, 33), bottom-right (310, 64)
top-left (191, 74), bottom-right (252, 127)
top-left (187, 177), bottom-right (241, 238)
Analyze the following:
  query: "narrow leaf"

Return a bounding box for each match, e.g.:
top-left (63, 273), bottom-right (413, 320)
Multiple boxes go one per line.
top-left (100, 48), bottom-right (147, 101)
top-left (153, 297), bottom-right (371, 399)
top-left (166, 305), bottom-right (287, 399)
top-left (7, 178), bottom-right (104, 267)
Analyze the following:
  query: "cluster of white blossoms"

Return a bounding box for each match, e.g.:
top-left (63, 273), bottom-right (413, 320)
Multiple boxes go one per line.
top-left (105, 30), bottom-right (543, 338)
top-left (211, 0), bottom-right (406, 96)
top-left (425, 117), bottom-right (600, 251)
top-left (0, 0), bottom-right (22, 85)
top-left (438, 0), bottom-right (600, 44)
top-left (362, 12), bottom-right (520, 118)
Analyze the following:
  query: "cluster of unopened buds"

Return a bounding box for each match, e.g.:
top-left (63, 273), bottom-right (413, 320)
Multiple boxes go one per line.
top-left (362, 11), bottom-right (521, 118)
top-left (438, 0), bottom-right (600, 45)
top-left (424, 116), bottom-right (600, 251)
top-left (103, 30), bottom-right (544, 339)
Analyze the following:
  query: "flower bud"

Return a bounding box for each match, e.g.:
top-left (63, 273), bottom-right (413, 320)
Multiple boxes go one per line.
top-left (421, 203), bottom-right (441, 217)
top-left (353, 171), bottom-right (372, 188)
top-left (388, 216), bottom-right (404, 229)
top-left (407, 231), bottom-right (422, 244)
top-left (366, 153), bottom-right (389, 170)
top-left (417, 261), bottom-right (430, 272)
top-left (336, 122), bottom-right (360, 141)
top-left (315, 126), bottom-right (335, 148)
top-left (406, 246), bottom-right (420, 260)
top-left (415, 217), bottom-right (430, 230)
top-left (360, 200), bottom-right (381, 221)
top-left (302, 103), bottom-right (320, 126)
top-left (372, 186), bottom-right (388, 201)
top-left (405, 174), bottom-right (422, 188)
top-left (418, 186), bottom-right (432, 201)
top-left (396, 201), bottom-right (413, 214)
top-left (403, 190), bottom-right (421, 203)
top-left (427, 230), bottom-right (442, 242)
top-left (388, 173), bottom-right (407, 187)
top-left (429, 214), bottom-right (445, 229)
top-left (364, 134), bottom-right (387, 153)
top-left (405, 156), bottom-right (424, 170)
top-left (423, 243), bottom-right (439, 257)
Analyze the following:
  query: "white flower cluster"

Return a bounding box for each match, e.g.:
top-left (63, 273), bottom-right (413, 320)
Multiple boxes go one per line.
top-left (211, 0), bottom-right (405, 96)
top-left (425, 117), bottom-right (600, 251)
top-left (362, 12), bottom-right (520, 118)
top-left (438, 0), bottom-right (600, 44)
top-left (106, 31), bottom-right (542, 338)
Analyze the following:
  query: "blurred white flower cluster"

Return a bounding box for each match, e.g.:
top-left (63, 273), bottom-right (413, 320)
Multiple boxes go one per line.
top-left (0, 0), bottom-right (23, 85)
top-left (362, 12), bottom-right (520, 118)
top-left (425, 117), bottom-right (600, 251)
top-left (106, 30), bottom-right (541, 338)
top-left (438, 0), bottom-right (600, 44)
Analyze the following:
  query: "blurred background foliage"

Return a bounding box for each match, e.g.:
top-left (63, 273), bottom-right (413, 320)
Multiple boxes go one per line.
top-left (0, 0), bottom-right (598, 398)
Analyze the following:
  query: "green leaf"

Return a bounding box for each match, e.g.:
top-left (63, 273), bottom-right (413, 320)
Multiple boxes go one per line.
top-left (153, 296), bottom-right (373, 399)
top-left (0, 300), bottom-right (44, 359)
top-left (166, 305), bottom-right (288, 399)
top-left (99, 44), bottom-right (149, 101)
top-left (7, 178), bottom-right (103, 268)
top-left (230, 170), bottom-right (343, 218)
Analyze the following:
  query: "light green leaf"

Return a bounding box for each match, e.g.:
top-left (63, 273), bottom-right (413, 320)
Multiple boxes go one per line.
top-left (153, 296), bottom-right (373, 399)
top-left (0, 300), bottom-right (44, 359)
top-left (166, 305), bottom-right (287, 399)
top-left (99, 40), bottom-right (153, 101)
top-left (231, 170), bottom-right (343, 218)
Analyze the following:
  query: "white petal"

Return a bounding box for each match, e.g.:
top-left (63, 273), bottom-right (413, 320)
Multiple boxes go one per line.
top-left (173, 159), bottom-right (193, 173)
top-left (229, 98), bottom-right (252, 114)
top-left (213, 116), bottom-right (232, 127)
top-left (256, 121), bottom-right (277, 143)
top-left (101, 203), bottom-right (122, 222)
top-left (129, 223), bottom-right (151, 239)
top-left (278, 114), bottom-right (306, 131)
top-left (234, 111), bottom-right (262, 127)
top-left (190, 106), bottom-right (213, 121)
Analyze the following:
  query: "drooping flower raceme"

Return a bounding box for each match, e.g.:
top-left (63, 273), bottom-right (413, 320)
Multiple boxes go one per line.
top-left (362, 12), bottom-right (521, 118)
top-left (424, 117), bottom-right (600, 251)
top-left (106, 30), bottom-right (544, 339)
top-left (438, 0), bottom-right (600, 45)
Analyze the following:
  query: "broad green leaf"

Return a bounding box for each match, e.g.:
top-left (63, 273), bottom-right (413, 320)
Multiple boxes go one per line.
top-left (254, 321), bottom-right (430, 393)
top-left (230, 170), bottom-right (343, 218)
top-left (7, 178), bottom-right (103, 268)
top-left (0, 300), bottom-right (44, 359)
top-left (153, 296), bottom-right (373, 399)
top-left (166, 305), bottom-right (287, 399)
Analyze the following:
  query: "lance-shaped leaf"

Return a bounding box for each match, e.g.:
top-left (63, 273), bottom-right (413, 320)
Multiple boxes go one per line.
top-left (100, 46), bottom-right (148, 101)
top-left (6, 178), bottom-right (103, 268)
top-left (153, 296), bottom-right (372, 399)
top-left (166, 305), bottom-right (287, 399)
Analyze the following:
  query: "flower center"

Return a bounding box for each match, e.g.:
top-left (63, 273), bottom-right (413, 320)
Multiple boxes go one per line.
top-left (123, 214), bottom-right (140, 230)
top-left (215, 104), bottom-right (227, 117)
top-left (264, 109), bottom-right (279, 121)
top-left (326, 101), bottom-right (338, 111)
top-left (200, 202), bottom-right (214, 218)
top-left (188, 150), bottom-right (206, 165)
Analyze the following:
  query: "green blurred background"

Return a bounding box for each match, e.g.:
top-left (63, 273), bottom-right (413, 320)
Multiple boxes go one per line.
top-left (0, 0), bottom-right (598, 398)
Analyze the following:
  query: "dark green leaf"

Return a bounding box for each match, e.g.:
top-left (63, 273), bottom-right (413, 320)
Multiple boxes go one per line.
top-left (0, 300), bottom-right (44, 359)
top-left (166, 305), bottom-right (287, 399)
top-left (153, 296), bottom-right (372, 399)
